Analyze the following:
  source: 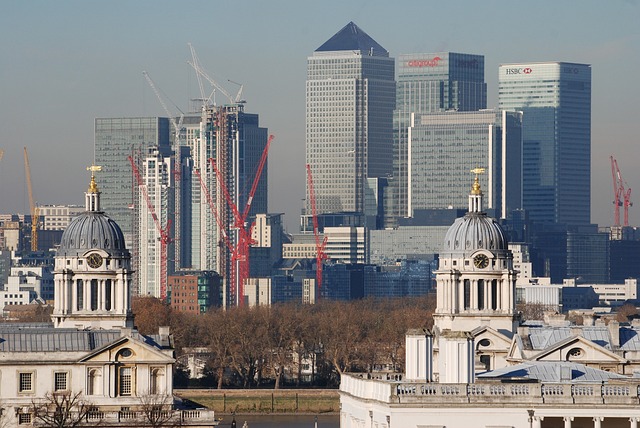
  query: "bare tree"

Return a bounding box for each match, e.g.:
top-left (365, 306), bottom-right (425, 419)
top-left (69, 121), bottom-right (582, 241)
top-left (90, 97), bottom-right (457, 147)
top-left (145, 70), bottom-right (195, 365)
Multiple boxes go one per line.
top-left (137, 393), bottom-right (180, 428)
top-left (31, 392), bottom-right (94, 428)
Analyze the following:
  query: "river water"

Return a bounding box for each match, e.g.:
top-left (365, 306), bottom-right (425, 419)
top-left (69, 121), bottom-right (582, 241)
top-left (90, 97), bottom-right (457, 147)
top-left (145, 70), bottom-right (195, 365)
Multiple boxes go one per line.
top-left (217, 414), bottom-right (339, 428)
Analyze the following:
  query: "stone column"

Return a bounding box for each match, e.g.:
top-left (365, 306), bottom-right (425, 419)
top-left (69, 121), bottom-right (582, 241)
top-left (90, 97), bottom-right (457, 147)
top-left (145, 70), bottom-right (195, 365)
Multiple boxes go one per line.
top-left (533, 417), bottom-right (544, 428)
top-left (593, 417), bottom-right (603, 428)
top-left (84, 278), bottom-right (91, 311)
top-left (630, 417), bottom-right (639, 428)
top-left (564, 417), bottom-right (573, 428)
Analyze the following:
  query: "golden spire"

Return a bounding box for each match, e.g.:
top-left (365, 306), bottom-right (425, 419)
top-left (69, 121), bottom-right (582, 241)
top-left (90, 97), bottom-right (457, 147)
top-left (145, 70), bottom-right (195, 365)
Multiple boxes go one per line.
top-left (470, 167), bottom-right (485, 195)
top-left (87, 165), bottom-right (102, 193)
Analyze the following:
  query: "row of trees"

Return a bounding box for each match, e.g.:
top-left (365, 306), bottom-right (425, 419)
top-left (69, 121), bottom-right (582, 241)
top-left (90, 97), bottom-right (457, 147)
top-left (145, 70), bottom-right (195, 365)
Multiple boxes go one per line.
top-left (132, 295), bottom-right (436, 389)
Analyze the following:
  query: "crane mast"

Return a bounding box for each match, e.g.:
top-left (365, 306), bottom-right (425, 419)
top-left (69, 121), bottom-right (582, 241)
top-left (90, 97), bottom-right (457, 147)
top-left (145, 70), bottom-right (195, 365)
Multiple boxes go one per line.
top-left (23, 147), bottom-right (38, 252)
top-left (611, 155), bottom-right (633, 227)
top-left (306, 164), bottom-right (328, 297)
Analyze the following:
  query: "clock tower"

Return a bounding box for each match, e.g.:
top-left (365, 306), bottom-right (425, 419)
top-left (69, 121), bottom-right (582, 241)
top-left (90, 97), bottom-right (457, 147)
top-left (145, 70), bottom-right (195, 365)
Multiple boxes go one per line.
top-left (433, 170), bottom-right (518, 336)
top-left (52, 167), bottom-right (134, 330)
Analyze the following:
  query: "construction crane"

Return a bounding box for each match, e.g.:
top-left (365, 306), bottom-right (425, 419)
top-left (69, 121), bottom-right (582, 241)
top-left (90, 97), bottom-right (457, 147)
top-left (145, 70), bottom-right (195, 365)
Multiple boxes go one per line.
top-left (187, 44), bottom-right (235, 106)
top-left (227, 79), bottom-right (245, 104)
top-left (142, 71), bottom-right (185, 146)
top-left (128, 156), bottom-right (172, 301)
top-left (611, 155), bottom-right (633, 227)
top-left (209, 135), bottom-right (274, 307)
top-left (23, 147), bottom-right (39, 252)
top-left (306, 164), bottom-right (328, 296)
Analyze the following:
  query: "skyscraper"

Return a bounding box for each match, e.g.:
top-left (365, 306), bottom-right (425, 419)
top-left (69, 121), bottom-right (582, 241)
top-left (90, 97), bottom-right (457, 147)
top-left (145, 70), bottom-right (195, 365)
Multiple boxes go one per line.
top-left (94, 117), bottom-right (171, 245)
top-left (306, 22), bottom-right (395, 217)
top-left (392, 52), bottom-right (487, 223)
top-left (498, 62), bottom-right (591, 225)
top-left (407, 110), bottom-right (522, 218)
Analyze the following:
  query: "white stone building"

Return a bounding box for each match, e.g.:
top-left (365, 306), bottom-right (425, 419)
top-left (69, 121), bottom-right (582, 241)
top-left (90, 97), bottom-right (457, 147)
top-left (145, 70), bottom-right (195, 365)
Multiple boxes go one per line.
top-left (0, 173), bottom-right (216, 427)
top-left (340, 177), bottom-right (640, 428)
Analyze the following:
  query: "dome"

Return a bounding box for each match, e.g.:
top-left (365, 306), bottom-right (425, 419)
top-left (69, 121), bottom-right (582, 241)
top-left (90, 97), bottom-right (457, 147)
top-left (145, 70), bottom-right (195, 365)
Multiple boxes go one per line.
top-left (443, 212), bottom-right (507, 253)
top-left (58, 211), bottom-right (127, 257)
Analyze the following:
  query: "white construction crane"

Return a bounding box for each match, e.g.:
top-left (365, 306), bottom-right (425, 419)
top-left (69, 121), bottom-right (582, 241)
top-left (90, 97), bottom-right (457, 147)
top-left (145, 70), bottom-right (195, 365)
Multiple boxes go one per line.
top-left (142, 70), bottom-right (186, 146)
top-left (187, 43), bottom-right (235, 106)
top-left (228, 79), bottom-right (246, 104)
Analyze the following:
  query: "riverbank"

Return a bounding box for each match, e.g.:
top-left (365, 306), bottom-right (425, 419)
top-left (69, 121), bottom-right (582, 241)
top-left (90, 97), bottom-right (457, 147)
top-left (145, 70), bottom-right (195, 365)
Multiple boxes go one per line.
top-left (175, 389), bottom-right (339, 414)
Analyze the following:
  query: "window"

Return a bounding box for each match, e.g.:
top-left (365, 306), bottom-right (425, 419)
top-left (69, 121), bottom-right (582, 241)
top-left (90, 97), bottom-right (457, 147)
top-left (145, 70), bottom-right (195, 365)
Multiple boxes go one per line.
top-left (19, 372), bottom-right (33, 393)
top-left (54, 372), bottom-right (68, 392)
top-left (119, 367), bottom-right (132, 396)
top-left (18, 413), bottom-right (32, 424)
top-left (87, 369), bottom-right (101, 396)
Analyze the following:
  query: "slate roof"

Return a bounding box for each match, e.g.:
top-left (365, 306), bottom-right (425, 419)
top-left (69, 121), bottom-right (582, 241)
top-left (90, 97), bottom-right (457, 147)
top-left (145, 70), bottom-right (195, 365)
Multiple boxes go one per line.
top-left (0, 326), bottom-right (167, 353)
top-left (523, 325), bottom-right (640, 352)
top-left (477, 361), bottom-right (627, 382)
top-left (315, 21), bottom-right (388, 56)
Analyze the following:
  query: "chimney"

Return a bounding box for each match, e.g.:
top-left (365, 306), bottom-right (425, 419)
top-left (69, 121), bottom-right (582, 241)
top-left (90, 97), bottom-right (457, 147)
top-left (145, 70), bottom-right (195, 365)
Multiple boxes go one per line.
top-left (608, 320), bottom-right (620, 348)
top-left (159, 326), bottom-right (171, 336)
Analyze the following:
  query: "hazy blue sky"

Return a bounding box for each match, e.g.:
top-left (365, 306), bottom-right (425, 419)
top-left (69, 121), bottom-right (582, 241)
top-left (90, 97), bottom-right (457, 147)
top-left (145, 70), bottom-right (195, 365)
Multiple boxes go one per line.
top-left (1, 0), bottom-right (639, 232)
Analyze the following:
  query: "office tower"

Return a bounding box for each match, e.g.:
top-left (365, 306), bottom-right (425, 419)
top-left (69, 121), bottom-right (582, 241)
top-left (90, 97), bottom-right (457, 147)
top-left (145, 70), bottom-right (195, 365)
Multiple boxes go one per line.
top-left (498, 62), bottom-right (591, 225)
top-left (183, 105), bottom-right (268, 307)
top-left (306, 22), bottom-right (395, 217)
top-left (94, 117), bottom-right (171, 245)
top-left (407, 109), bottom-right (522, 218)
top-left (135, 148), bottom-right (174, 298)
top-left (392, 53), bottom-right (486, 224)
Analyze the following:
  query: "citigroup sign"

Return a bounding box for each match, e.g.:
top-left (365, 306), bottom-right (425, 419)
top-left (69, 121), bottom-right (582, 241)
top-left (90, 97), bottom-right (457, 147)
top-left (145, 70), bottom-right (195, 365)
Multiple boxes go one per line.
top-left (505, 67), bottom-right (533, 75)
top-left (408, 56), bottom-right (442, 67)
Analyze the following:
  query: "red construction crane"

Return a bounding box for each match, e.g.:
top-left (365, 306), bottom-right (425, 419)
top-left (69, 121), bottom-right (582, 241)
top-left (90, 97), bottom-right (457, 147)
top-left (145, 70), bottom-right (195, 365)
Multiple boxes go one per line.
top-left (611, 155), bottom-right (633, 227)
top-left (306, 164), bottom-right (328, 297)
top-left (194, 167), bottom-right (236, 304)
top-left (209, 135), bottom-right (273, 307)
top-left (128, 156), bottom-right (172, 301)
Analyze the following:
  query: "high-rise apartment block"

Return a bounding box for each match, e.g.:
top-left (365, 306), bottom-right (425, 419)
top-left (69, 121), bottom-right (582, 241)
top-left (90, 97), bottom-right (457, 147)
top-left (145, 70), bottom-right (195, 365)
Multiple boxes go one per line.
top-left (407, 109), bottom-right (522, 218)
top-left (393, 53), bottom-right (487, 223)
top-left (306, 22), bottom-right (395, 216)
top-left (136, 148), bottom-right (174, 297)
top-left (498, 62), bottom-right (591, 225)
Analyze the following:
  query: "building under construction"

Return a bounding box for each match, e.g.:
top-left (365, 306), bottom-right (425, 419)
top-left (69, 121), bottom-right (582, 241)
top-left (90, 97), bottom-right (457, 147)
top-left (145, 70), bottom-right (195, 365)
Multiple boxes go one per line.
top-left (181, 103), bottom-right (269, 308)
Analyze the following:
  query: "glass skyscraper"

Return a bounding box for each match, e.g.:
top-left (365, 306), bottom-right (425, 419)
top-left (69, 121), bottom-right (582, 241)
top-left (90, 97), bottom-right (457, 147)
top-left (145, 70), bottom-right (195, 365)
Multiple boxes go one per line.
top-left (407, 109), bottom-right (522, 218)
top-left (498, 62), bottom-right (591, 225)
top-left (392, 52), bottom-right (487, 224)
top-left (94, 117), bottom-right (171, 246)
top-left (306, 22), bottom-right (395, 216)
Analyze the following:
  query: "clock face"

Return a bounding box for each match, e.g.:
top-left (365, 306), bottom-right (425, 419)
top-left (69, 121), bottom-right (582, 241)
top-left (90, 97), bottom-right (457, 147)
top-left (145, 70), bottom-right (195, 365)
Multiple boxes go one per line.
top-left (473, 254), bottom-right (490, 269)
top-left (87, 253), bottom-right (103, 269)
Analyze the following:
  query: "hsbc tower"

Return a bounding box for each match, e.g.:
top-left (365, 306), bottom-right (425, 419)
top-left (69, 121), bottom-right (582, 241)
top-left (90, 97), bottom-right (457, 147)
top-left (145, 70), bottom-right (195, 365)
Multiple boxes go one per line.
top-left (499, 62), bottom-right (592, 225)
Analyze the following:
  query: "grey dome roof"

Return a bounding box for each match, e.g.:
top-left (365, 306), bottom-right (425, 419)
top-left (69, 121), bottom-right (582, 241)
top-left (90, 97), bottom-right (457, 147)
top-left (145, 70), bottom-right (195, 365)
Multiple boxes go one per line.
top-left (58, 211), bottom-right (128, 257)
top-left (443, 212), bottom-right (507, 253)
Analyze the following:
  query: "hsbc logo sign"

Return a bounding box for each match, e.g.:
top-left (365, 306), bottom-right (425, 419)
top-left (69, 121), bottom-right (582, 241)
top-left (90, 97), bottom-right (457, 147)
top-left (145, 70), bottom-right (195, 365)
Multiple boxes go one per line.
top-left (505, 67), bottom-right (533, 75)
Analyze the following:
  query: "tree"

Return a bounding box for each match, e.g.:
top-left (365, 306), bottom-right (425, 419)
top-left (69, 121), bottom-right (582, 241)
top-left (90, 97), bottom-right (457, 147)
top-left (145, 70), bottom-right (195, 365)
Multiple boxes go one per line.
top-left (616, 302), bottom-right (639, 322)
top-left (31, 392), bottom-right (94, 428)
top-left (138, 393), bottom-right (180, 428)
top-left (132, 296), bottom-right (172, 335)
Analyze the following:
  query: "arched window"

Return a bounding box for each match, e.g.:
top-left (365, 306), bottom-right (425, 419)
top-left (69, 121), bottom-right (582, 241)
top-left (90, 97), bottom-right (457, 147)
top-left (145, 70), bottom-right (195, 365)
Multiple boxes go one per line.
top-left (76, 280), bottom-right (84, 310)
top-left (87, 368), bottom-right (102, 396)
top-left (91, 279), bottom-right (98, 310)
top-left (463, 279), bottom-right (471, 310)
top-left (105, 279), bottom-right (112, 311)
top-left (150, 368), bottom-right (165, 395)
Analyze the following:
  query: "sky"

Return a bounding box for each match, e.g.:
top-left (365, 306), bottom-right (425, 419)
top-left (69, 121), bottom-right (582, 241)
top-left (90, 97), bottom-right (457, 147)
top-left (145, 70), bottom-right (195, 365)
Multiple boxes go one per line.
top-left (1, 0), bottom-right (639, 233)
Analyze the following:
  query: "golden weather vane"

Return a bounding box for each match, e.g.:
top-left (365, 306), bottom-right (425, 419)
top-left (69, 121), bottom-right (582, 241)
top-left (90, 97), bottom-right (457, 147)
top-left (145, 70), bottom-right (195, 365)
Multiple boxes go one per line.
top-left (470, 167), bottom-right (485, 195)
top-left (86, 165), bottom-right (102, 193)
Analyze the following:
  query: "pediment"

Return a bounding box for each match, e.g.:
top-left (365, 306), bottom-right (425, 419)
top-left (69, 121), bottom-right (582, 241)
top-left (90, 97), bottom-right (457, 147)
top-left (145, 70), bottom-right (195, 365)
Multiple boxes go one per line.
top-left (530, 335), bottom-right (626, 363)
top-left (471, 326), bottom-right (512, 351)
top-left (79, 335), bottom-right (174, 364)
top-left (506, 334), bottom-right (525, 361)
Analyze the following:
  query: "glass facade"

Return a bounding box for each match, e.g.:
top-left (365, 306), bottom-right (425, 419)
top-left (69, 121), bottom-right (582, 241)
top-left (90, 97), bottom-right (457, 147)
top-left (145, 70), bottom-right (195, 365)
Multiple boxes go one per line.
top-left (306, 23), bottom-right (395, 216)
top-left (392, 53), bottom-right (487, 223)
top-left (94, 117), bottom-right (171, 246)
top-left (407, 110), bottom-right (522, 217)
top-left (498, 62), bottom-right (591, 225)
